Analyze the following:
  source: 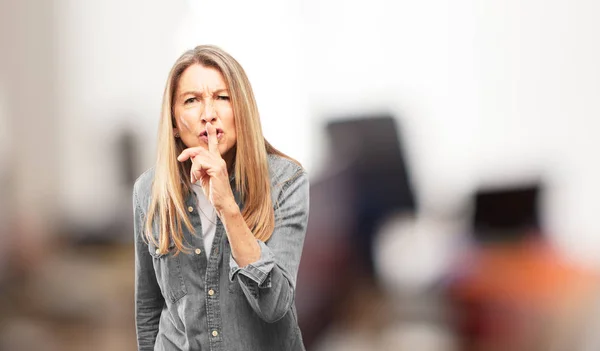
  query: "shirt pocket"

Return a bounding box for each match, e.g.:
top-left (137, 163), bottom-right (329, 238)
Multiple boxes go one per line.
top-left (148, 242), bottom-right (188, 303)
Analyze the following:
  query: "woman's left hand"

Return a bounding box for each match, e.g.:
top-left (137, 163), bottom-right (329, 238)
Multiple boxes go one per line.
top-left (177, 122), bottom-right (237, 214)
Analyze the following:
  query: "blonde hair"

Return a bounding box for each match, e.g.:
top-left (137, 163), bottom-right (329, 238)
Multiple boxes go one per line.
top-left (146, 45), bottom-right (295, 254)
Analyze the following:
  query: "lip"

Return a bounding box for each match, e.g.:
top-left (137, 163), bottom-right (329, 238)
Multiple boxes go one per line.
top-left (198, 128), bottom-right (224, 143)
top-left (198, 128), bottom-right (223, 137)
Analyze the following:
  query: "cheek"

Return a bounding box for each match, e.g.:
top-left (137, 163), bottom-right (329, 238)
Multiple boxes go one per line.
top-left (218, 105), bottom-right (233, 119)
top-left (218, 108), bottom-right (235, 132)
top-left (176, 111), bottom-right (195, 131)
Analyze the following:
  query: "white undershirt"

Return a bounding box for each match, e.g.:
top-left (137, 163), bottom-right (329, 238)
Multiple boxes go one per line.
top-left (191, 184), bottom-right (217, 260)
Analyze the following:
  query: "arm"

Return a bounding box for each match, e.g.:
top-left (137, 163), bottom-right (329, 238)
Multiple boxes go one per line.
top-left (133, 187), bottom-right (164, 350)
top-left (176, 123), bottom-right (310, 322)
top-left (227, 170), bottom-right (310, 323)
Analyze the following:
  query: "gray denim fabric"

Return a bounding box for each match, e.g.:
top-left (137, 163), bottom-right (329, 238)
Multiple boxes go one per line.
top-left (133, 154), bottom-right (309, 351)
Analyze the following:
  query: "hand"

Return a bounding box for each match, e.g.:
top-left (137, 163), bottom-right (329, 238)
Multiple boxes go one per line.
top-left (177, 122), bottom-right (237, 214)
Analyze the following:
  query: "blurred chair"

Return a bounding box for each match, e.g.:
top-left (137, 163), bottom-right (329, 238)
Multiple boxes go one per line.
top-left (296, 114), bottom-right (417, 349)
top-left (323, 114), bottom-right (417, 276)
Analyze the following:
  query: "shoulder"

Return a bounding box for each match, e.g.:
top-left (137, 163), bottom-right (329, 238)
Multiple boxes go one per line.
top-left (266, 154), bottom-right (309, 208)
top-left (132, 167), bottom-right (155, 212)
top-left (267, 153), bottom-right (306, 188)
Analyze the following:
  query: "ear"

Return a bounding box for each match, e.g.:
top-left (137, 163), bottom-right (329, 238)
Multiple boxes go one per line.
top-left (173, 128), bottom-right (180, 138)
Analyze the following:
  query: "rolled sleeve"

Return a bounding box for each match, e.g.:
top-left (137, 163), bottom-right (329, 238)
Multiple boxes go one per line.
top-left (229, 240), bottom-right (275, 288)
top-left (228, 168), bottom-right (309, 323)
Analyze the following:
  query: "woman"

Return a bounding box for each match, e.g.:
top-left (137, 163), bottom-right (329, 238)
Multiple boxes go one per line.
top-left (133, 45), bottom-right (309, 351)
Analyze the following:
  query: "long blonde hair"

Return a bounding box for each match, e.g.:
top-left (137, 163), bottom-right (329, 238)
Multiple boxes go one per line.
top-left (146, 45), bottom-right (294, 254)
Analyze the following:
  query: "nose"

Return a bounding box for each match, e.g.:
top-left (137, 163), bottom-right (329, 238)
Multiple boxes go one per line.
top-left (201, 101), bottom-right (218, 123)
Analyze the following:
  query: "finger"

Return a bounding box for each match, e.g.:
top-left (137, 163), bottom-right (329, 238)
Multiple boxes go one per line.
top-left (190, 158), bottom-right (203, 183)
top-left (191, 155), bottom-right (201, 167)
top-left (191, 167), bottom-right (204, 184)
top-left (206, 122), bottom-right (219, 155)
top-left (178, 149), bottom-right (194, 162)
top-left (191, 155), bottom-right (209, 171)
top-left (178, 147), bottom-right (204, 162)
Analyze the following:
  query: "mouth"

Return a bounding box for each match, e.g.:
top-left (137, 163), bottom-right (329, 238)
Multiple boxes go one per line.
top-left (199, 128), bottom-right (224, 142)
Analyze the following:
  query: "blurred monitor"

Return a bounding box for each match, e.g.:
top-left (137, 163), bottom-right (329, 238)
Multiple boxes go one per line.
top-left (326, 114), bottom-right (417, 213)
top-left (472, 183), bottom-right (542, 243)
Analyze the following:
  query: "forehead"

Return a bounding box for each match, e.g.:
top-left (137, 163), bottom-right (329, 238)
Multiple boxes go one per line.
top-left (178, 64), bottom-right (227, 92)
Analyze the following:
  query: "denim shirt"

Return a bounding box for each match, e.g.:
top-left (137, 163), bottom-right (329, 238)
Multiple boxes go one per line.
top-left (133, 154), bottom-right (309, 351)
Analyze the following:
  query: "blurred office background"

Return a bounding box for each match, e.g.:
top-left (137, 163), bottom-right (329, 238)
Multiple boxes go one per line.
top-left (1, 0), bottom-right (600, 350)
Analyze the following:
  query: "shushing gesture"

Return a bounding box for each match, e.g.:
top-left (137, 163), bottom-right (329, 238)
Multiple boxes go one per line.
top-left (177, 122), bottom-right (236, 214)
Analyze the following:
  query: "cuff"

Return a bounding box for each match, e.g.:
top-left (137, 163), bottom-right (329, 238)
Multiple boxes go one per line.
top-left (229, 240), bottom-right (274, 288)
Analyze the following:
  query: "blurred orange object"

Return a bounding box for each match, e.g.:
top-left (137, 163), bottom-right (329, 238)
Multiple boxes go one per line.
top-left (447, 237), bottom-right (600, 351)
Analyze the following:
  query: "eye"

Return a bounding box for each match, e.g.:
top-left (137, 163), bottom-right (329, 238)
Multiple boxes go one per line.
top-left (217, 95), bottom-right (230, 101)
top-left (184, 97), bottom-right (197, 104)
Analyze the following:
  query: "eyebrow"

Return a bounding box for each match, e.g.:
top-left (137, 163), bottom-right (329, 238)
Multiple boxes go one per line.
top-left (178, 89), bottom-right (229, 99)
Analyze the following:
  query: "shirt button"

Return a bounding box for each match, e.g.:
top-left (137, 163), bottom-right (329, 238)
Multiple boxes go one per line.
top-left (208, 289), bottom-right (215, 296)
top-left (212, 330), bottom-right (218, 337)
top-left (195, 248), bottom-right (201, 255)
top-left (188, 206), bottom-right (194, 212)
top-left (155, 249), bottom-right (160, 255)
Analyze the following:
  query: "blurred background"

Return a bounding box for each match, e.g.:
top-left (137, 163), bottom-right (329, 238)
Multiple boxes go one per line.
top-left (1, 0), bottom-right (600, 350)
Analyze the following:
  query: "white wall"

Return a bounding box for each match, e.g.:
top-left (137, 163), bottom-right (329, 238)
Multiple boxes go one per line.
top-left (56, 0), bottom-right (310, 229)
top-left (175, 0), bottom-right (309, 168)
top-left (56, 0), bottom-right (186, 228)
top-left (54, 0), bottom-right (600, 264)
top-left (301, 0), bottom-right (600, 265)
top-left (1, 0), bottom-right (61, 234)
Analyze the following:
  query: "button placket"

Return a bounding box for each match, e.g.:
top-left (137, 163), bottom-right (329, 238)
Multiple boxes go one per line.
top-left (206, 219), bottom-right (224, 350)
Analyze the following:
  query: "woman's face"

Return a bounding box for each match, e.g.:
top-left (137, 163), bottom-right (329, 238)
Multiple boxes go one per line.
top-left (173, 64), bottom-right (237, 164)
